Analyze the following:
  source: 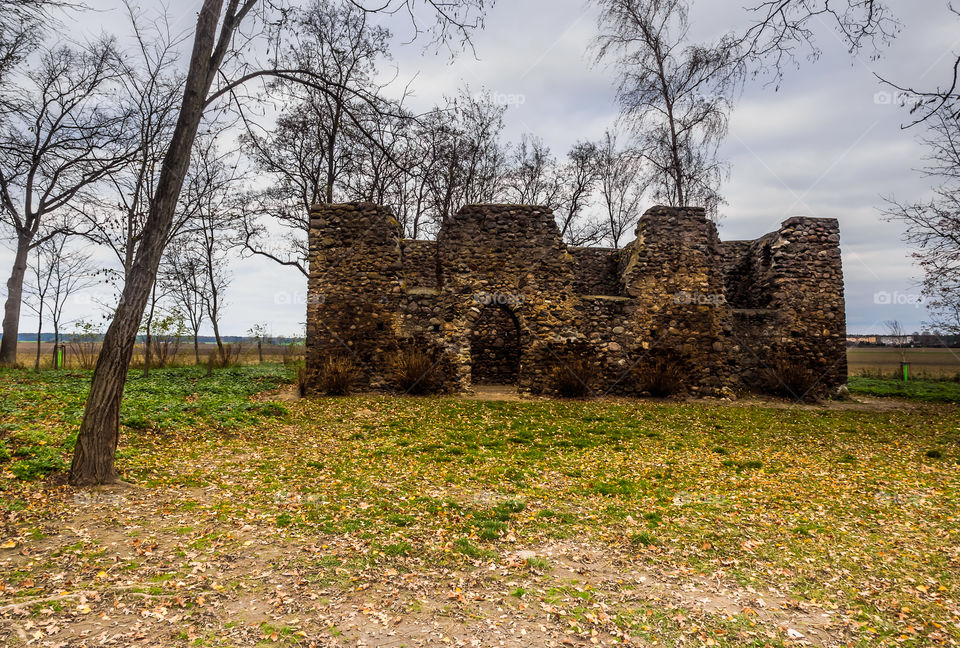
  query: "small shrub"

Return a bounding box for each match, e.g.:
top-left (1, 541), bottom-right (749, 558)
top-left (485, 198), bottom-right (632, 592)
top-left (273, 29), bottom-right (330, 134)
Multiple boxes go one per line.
top-left (634, 354), bottom-right (687, 397)
top-left (296, 366), bottom-right (312, 397)
top-left (763, 355), bottom-right (823, 402)
top-left (276, 513), bottom-right (293, 527)
top-left (548, 359), bottom-right (596, 398)
top-left (314, 355), bottom-right (358, 396)
top-left (391, 348), bottom-right (439, 395)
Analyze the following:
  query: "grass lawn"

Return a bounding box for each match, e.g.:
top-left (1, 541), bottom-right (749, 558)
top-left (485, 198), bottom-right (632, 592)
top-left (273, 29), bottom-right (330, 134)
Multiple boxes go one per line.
top-left (849, 376), bottom-right (960, 403)
top-left (1, 366), bottom-right (958, 647)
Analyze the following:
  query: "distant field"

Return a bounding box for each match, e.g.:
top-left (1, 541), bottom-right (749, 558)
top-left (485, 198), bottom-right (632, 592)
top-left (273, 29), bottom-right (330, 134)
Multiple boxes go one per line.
top-left (847, 346), bottom-right (960, 378)
top-left (15, 340), bottom-right (304, 369)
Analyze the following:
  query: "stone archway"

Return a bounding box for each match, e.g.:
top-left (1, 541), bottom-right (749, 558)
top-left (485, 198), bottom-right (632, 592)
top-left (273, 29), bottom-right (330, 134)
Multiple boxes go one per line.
top-left (469, 303), bottom-right (522, 385)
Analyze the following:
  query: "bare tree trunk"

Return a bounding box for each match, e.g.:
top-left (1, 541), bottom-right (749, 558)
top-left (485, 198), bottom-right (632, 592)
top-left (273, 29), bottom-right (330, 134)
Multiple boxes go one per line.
top-left (211, 314), bottom-right (224, 363)
top-left (34, 303), bottom-right (42, 371)
top-left (143, 291), bottom-right (155, 378)
top-left (143, 328), bottom-right (152, 377)
top-left (0, 235), bottom-right (30, 365)
top-left (70, 0), bottom-right (227, 487)
top-left (257, 338), bottom-right (263, 363)
top-left (193, 333), bottom-right (200, 364)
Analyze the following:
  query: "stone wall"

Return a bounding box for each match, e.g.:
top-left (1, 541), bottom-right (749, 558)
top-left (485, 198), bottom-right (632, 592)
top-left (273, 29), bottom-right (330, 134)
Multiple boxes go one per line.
top-left (306, 202), bottom-right (847, 398)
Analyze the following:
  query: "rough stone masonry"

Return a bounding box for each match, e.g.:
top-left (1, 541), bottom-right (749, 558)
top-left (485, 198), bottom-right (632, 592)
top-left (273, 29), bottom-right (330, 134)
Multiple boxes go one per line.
top-left (305, 203), bottom-right (846, 397)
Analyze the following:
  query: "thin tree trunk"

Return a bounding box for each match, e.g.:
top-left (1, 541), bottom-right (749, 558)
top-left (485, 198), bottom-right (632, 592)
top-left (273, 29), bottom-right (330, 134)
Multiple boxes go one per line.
top-left (143, 328), bottom-right (152, 377)
top-left (70, 0), bottom-right (226, 487)
top-left (257, 339), bottom-right (263, 363)
top-left (193, 333), bottom-right (200, 364)
top-left (0, 235), bottom-right (30, 366)
top-left (34, 303), bottom-right (42, 371)
top-left (211, 314), bottom-right (224, 363)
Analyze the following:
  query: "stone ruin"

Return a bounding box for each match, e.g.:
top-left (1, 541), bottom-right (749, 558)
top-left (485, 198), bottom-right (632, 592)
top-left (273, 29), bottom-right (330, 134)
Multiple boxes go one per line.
top-left (305, 203), bottom-right (847, 398)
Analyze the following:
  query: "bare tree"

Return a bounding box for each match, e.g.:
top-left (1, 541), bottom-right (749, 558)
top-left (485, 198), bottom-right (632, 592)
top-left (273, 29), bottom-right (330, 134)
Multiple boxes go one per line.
top-left (24, 234), bottom-right (97, 369)
top-left (161, 237), bottom-right (207, 364)
top-left (885, 111), bottom-right (960, 336)
top-left (556, 141), bottom-right (603, 246)
top-left (504, 134), bottom-right (562, 208)
top-left (248, 323), bottom-right (270, 363)
top-left (71, 0), bottom-right (490, 485)
top-left (0, 1), bottom-right (70, 94)
top-left (423, 89), bottom-right (509, 222)
top-left (593, 0), bottom-right (742, 218)
top-left (187, 136), bottom-right (238, 362)
top-left (596, 130), bottom-right (645, 248)
top-left (0, 39), bottom-right (132, 365)
top-left (239, 0), bottom-right (395, 273)
top-left (734, 1), bottom-right (960, 125)
top-left (79, 2), bottom-right (186, 284)
top-left (24, 244), bottom-right (54, 370)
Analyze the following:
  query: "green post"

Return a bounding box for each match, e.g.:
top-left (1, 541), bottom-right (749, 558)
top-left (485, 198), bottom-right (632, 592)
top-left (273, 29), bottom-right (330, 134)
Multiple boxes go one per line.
top-left (58, 346), bottom-right (64, 369)
top-left (900, 362), bottom-right (910, 382)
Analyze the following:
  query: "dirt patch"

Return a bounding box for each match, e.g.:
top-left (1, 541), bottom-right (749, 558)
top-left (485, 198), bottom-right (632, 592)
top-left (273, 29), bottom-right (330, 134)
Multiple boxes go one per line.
top-left (1, 482), bottom-right (845, 647)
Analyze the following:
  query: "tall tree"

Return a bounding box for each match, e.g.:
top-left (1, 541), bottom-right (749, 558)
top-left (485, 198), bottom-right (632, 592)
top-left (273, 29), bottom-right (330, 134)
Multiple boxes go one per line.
top-left (189, 137), bottom-right (237, 362)
top-left (592, 0), bottom-right (742, 218)
top-left (70, 0), bottom-right (489, 486)
top-left (239, 0), bottom-right (394, 274)
top-left (596, 130), bottom-right (645, 248)
top-left (0, 39), bottom-right (132, 365)
top-left (885, 111), bottom-right (960, 334)
top-left (556, 141), bottom-right (603, 246)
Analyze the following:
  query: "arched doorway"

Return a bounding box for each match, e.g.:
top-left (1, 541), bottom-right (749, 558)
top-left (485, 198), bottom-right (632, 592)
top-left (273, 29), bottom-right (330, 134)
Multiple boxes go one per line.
top-left (469, 304), bottom-right (522, 385)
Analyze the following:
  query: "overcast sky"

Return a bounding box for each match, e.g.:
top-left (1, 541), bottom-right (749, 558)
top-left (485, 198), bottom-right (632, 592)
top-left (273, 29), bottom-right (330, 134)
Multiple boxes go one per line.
top-left (2, 0), bottom-right (956, 337)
